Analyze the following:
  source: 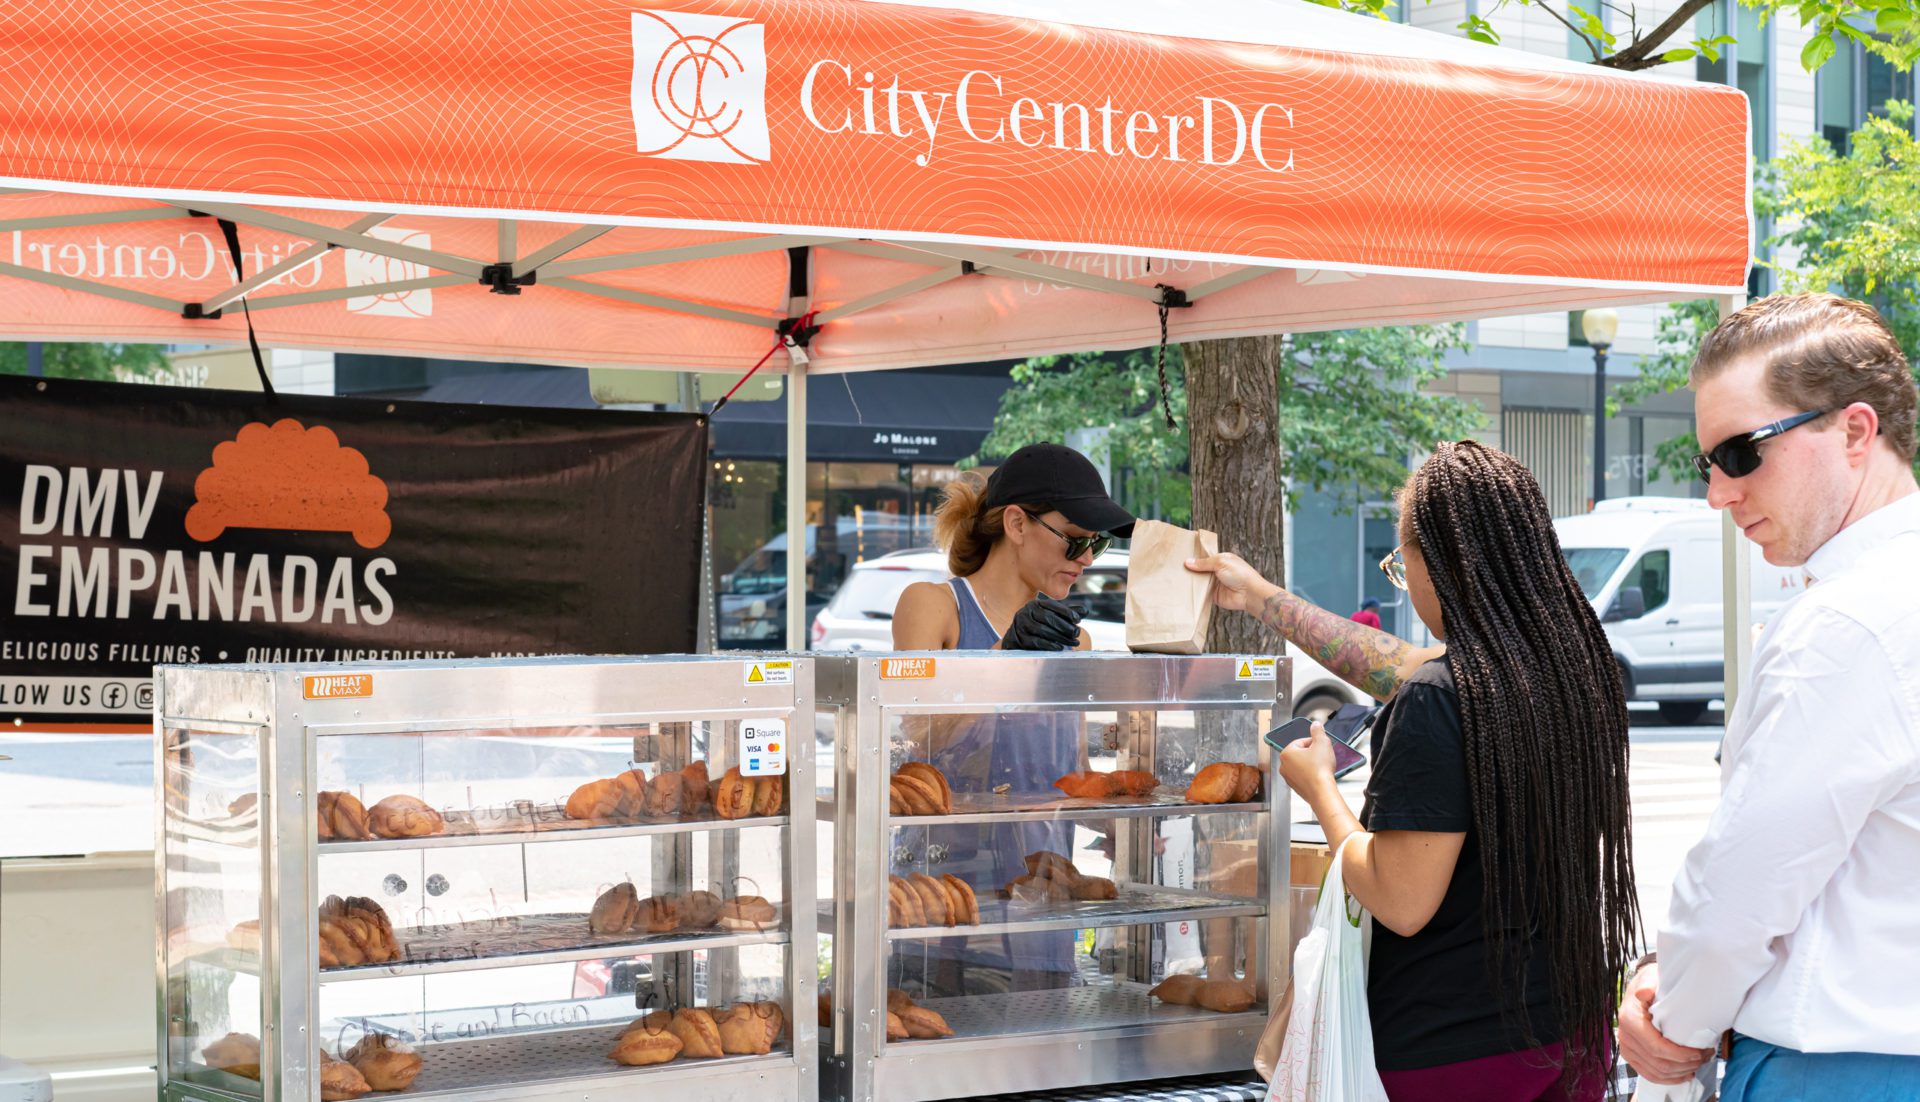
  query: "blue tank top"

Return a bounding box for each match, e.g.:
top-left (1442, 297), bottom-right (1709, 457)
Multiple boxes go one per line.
top-left (948, 577), bottom-right (1001, 649)
top-left (923, 576), bottom-right (1078, 975)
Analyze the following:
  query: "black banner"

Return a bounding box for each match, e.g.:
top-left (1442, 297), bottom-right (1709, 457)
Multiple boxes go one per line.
top-left (1, 374), bottom-right (708, 727)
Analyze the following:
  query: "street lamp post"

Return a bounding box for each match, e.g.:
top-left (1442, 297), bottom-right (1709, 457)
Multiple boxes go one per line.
top-left (1582, 308), bottom-right (1619, 508)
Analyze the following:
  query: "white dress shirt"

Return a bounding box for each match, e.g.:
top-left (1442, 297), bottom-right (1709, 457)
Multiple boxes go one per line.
top-left (1655, 489), bottom-right (1920, 1054)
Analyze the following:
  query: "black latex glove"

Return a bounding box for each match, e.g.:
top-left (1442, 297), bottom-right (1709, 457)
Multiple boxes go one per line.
top-left (1000, 594), bottom-right (1082, 651)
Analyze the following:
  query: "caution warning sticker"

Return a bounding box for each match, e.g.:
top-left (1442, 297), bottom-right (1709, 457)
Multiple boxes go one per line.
top-left (745, 659), bottom-right (794, 686)
top-left (1234, 657), bottom-right (1278, 682)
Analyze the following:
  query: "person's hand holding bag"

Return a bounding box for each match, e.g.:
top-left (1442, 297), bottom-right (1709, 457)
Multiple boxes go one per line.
top-left (1000, 594), bottom-right (1081, 651)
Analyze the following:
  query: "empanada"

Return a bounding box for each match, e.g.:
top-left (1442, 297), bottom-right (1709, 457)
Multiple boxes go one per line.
top-left (343, 1033), bottom-right (421, 1091)
top-left (635, 894), bottom-right (680, 934)
top-left (202, 1032), bottom-right (261, 1079)
top-left (712, 767), bottom-right (753, 820)
top-left (1108, 770), bottom-right (1161, 797)
top-left (898, 1006), bottom-right (955, 1039)
top-left (368, 795), bottom-right (443, 838)
top-left (1185, 762), bottom-right (1241, 804)
top-left (940, 874), bottom-right (980, 925)
top-left (751, 774), bottom-right (783, 817)
top-left (1230, 763), bottom-right (1262, 803)
top-left (895, 763), bottom-right (952, 812)
top-left (608, 1025), bottom-right (681, 1066)
top-left (1052, 771), bottom-right (1113, 798)
top-left (677, 889), bottom-right (723, 929)
top-left (1196, 978), bottom-right (1255, 1013)
top-left (717, 896), bottom-right (777, 931)
top-left (717, 1004), bottom-right (773, 1055)
top-left (589, 883), bottom-right (639, 935)
top-left (667, 1008), bottom-right (724, 1058)
top-left (318, 1056), bottom-right (371, 1100)
top-left (907, 874), bottom-right (951, 926)
top-left (1149, 974), bottom-right (1204, 1006)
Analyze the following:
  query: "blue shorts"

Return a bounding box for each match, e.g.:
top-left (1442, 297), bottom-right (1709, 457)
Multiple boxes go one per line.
top-left (1722, 1033), bottom-right (1920, 1102)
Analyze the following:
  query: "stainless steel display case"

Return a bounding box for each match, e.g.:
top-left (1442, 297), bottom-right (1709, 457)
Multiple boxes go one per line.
top-left (818, 653), bottom-right (1289, 1102)
top-left (155, 656), bottom-right (818, 1102)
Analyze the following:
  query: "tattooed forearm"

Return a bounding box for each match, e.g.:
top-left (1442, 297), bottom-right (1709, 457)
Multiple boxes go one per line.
top-left (1257, 589), bottom-right (1415, 701)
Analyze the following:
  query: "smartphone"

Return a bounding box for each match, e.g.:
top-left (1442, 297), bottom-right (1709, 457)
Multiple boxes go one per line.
top-left (1262, 715), bottom-right (1368, 779)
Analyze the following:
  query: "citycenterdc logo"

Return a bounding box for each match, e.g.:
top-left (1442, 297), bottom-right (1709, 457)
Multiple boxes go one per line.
top-left (630, 9), bottom-right (771, 164)
top-left (626, 7), bottom-right (1294, 173)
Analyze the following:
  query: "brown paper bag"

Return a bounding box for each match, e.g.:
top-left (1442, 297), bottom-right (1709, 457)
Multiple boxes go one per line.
top-left (1253, 977), bottom-right (1295, 1083)
top-left (1124, 520), bottom-right (1219, 654)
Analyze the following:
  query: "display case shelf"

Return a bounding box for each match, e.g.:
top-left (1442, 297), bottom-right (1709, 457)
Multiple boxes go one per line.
top-left (891, 980), bottom-right (1263, 1048)
top-left (889, 792), bottom-right (1263, 827)
top-left (317, 810), bottom-right (789, 854)
top-left (885, 885), bottom-right (1261, 940)
top-left (197, 911), bottom-right (792, 982)
top-left (373, 1021), bottom-right (787, 1097)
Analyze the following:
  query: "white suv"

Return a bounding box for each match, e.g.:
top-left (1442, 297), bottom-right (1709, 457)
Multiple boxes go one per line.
top-left (810, 548), bottom-right (1367, 720)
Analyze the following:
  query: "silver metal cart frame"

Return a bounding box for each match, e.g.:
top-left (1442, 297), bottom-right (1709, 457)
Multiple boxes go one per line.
top-left (819, 652), bottom-right (1289, 1102)
top-left (155, 656), bottom-right (819, 1102)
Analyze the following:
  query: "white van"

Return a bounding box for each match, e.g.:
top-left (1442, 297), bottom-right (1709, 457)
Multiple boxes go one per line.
top-left (1553, 497), bottom-right (1805, 723)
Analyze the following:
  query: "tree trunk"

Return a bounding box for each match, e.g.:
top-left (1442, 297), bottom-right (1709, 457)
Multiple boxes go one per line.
top-left (1185, 335), bottom-right (1286, 656)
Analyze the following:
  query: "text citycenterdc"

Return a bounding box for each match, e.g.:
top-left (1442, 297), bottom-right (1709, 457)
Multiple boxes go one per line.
top-left (631, 8), bottom-right (1296, 173)
top-left (0, 375), bottom-right (708, 727)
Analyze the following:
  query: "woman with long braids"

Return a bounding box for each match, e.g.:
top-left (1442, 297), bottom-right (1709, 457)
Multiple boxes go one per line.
top-left (1188, 440), bottom-right (1636, 1102)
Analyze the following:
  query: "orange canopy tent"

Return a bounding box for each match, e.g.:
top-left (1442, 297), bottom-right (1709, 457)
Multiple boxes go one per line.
top-left (0, 0), bottom-right (1752, 646)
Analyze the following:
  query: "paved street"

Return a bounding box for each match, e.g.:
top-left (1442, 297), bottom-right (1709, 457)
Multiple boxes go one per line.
top-left (1290, 710), bottom-right (1726, 942)
top-left (1623, 719), bottom-right (1726, 941)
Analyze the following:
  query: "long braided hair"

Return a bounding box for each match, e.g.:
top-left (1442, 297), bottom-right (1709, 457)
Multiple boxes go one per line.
top-left (1401, 440), bottom-right (1637, 1096)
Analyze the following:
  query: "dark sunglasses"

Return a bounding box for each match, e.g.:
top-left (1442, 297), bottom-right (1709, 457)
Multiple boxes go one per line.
top-left (1691, 409), bottom-right (1830, 482)
top-left (1021, 510), bottom-right (1111, 560)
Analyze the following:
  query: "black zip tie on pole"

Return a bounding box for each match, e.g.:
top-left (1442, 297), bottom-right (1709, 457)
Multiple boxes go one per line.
top-left (213, 217), bottom-right (275, 399)
top-left (1153, 284), bottom-right (1190, 430)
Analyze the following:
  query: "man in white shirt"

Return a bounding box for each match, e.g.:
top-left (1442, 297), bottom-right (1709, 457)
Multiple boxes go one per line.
top-left (1617, 292), bottom-right (1920, 1101)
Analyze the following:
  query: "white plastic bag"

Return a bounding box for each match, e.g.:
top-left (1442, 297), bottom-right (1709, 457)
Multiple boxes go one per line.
top-left (1266, 834), bottom-right (1390, 1102)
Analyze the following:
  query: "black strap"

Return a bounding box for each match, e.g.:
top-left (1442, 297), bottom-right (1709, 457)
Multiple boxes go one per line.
top-left (215, 218), bottom-right (275, 398)
top-left (1153, 288), bottom-right (1177, 429)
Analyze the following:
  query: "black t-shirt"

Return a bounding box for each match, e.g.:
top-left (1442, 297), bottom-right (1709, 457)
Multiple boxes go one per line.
top-left (1360, 657), bottom-right (1561, 1071)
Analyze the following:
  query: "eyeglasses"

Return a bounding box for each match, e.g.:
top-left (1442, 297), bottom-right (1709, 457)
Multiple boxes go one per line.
top-left (1691, 409), bottom-right (1830, 483)
top-left (1379, 545), bottom-right (1408, 591)
top-left (1023, 510), bottom-right (1111, 560)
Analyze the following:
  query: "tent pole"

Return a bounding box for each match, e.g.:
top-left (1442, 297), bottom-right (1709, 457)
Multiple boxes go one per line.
top-left (786, 364), bottom-right (809, 652)
top-left (1716, 292), bottom-right (1749, 718)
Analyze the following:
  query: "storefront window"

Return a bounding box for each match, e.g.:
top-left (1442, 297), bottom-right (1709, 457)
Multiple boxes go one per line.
top-left (714, 460), bottom-right (983, 649)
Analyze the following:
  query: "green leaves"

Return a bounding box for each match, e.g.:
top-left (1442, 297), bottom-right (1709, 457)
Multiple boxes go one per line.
top-left (1801, 31), bottom-right (1837, 71)
top-left (977, 325), bottom-right (1486, 520)
top-left (0, 342), bottom-right (170, 382)
top-left (1457, 13), bottom-right (1502, 44)
top-left (1619, 108), bottom-right (1920, 480)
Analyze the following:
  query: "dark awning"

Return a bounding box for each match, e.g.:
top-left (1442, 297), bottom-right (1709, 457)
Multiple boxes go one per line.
top-left (415, 367), bottom-right (1013, 465)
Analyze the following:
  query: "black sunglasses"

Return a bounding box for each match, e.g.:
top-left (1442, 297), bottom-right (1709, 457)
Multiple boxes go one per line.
top-left (1691, 409), bottom-right (1830, 482)
top-left (1021, 510), bottom-right (1111, 560)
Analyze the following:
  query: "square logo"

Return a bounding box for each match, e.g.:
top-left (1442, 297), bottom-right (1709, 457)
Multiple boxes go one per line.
top-left (345, 226), bottom-right (434, 318)
top-left (631, 9), bottom-right (769, 164)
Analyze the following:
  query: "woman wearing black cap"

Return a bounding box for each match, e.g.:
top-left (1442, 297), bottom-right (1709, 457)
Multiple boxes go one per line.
top-left (892, 442), bottom-right (1136, 651)
top-left (886, 443), bottom-right (1136, 997)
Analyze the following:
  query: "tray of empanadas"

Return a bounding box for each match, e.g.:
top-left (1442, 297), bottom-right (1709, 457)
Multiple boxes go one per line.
top-left (312, 763), bottom-right (790, 849)
top-left (884, 852), bottom-right (1260, 938)
top-left (352, 905), bottom-right (785, 971)
top-left (884, 764), bottom-right (1264, 823)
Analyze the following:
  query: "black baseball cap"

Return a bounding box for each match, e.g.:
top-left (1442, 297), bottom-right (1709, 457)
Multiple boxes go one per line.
top-left (984, 443), bottom-right (1136, 537)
